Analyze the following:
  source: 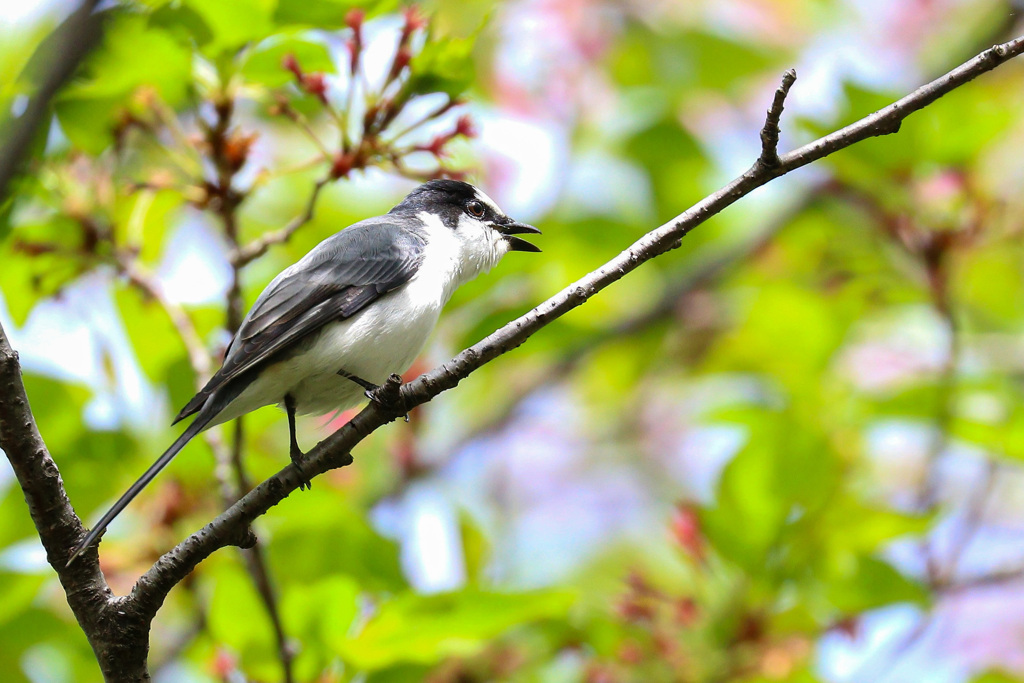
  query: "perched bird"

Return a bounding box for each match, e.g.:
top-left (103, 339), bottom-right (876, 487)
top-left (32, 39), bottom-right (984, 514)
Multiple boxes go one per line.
top-left (68, 179), bottom-right (540, 564)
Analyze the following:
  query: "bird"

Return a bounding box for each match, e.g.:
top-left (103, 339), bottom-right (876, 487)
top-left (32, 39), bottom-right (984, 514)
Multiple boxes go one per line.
top-left (68, 179), bottom-right (540, 564)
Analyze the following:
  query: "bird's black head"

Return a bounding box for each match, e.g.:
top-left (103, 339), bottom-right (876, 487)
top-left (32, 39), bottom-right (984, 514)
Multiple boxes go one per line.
top-left (390, 179), bottom-right (541, 252)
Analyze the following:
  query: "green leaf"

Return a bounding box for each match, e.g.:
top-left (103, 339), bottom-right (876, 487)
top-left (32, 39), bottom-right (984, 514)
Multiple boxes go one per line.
top-left (0, 574), bottom-right (46, 626)
top-left (112, 188), bottom-right (183, 263)
top-left (825, 555), bottom-right (928, 612)
top-left (701, 411), bottom-right (840, 571)
top-left (365, 665), bottom-right (435, 683)
top-left (206, 561), bottom-right (279, 679)
top-left (739, 668), bottom-right (823, 683)
top-left (274, 0), bottom-right (400, 28)
top-left (183, 0), bottom-right (275, 55)
top-left (972, 671), bottom-right (1024, 683)
top-left (55, 14), bottom-right (192, 153)
top-left (52, 96), bottom-right (123, 154)
top-left (701, 431), bottom-right (790, 570)
top-left (459, 512), bottom-right (490, 585)
top-left (809, 81), bottom-right (1015, 185)
top-left (708, 283), bottom-right (845, 394)
top-left (148, 2), bottom-right (214, 46)
top-left (623, 115), bottom-right (709, 214)
top-left (0, 241), bottom-right (85, 326)
top-left (267, 492), bottom-right (407, 591)
top-left (406, 33), bottom-right (476, 99)
top-left (341, 589), bottom-right (575, 670)
top-left (282, 576), bottom-right (360, 679)
top-left (112, 286), bottom-right (191, 388)
top-left (241, 35), bottom-right (335, 88)
top-left (62, 15), bottom-right (192, 102)
top-left (824, 503), bottom-right (931, 554)
top-left (607, 27), bottom-right (778, 93)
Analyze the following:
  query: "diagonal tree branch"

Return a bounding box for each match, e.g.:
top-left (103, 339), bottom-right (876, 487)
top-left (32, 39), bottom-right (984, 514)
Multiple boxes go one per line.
top-left (422, 185), bottom-right (818, 482)
top-left (122, 36), bottom-right (1024, 619)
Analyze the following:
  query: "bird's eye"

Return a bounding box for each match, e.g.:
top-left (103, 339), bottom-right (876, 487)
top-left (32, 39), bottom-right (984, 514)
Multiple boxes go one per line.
top-left (466, 201), bottom-right (485, 218)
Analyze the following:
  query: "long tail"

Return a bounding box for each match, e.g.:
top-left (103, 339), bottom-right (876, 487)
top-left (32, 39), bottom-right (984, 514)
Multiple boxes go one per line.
top-left (66, 408), bottom-right (217, 566)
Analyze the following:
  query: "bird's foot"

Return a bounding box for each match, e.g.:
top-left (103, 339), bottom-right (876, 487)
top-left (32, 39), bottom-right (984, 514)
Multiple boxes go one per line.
top-left (290, 444), bottom-right (313, 491)
top-left (366, 373), bottom-right (409, 422)
top-left (337, 369), bottom-right (376, 391)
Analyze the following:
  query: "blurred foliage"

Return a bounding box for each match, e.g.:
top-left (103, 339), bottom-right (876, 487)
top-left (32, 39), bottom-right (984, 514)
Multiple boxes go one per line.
top-left (3, 0), bottom-right (1024, 682)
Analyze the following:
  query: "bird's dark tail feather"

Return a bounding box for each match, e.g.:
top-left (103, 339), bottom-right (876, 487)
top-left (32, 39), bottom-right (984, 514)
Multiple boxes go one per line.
top-left (66, 408), bottom-right (216, 567)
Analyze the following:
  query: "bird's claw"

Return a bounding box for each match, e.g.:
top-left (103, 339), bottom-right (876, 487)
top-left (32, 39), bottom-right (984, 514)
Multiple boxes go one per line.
top-left (290, 447), bottom-right (313, 491)
top-left (366, 373), bottom-right (409, 421)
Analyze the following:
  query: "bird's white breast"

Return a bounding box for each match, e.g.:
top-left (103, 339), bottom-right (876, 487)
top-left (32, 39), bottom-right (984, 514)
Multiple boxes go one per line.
top-left (212, 212), bottom-right (506, 423)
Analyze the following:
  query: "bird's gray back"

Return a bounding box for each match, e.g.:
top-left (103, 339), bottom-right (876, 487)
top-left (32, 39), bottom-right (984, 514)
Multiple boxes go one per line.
top-left (173, 217), bottom-right (427, 423)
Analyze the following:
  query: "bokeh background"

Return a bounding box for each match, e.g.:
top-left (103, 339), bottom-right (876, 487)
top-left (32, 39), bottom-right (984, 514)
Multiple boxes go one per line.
top-left (3, 0), bottom-right (1024, 681)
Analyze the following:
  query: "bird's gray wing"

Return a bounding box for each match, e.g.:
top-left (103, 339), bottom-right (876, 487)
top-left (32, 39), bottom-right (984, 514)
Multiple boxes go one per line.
top-left (173, 219), bottom-right (426, 423)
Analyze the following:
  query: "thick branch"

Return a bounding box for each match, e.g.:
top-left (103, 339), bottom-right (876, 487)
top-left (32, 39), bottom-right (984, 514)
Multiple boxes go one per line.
top-left (0, 324), bottom-right (152, 681)
top-left (125, 36), bottom-right (1024, 617)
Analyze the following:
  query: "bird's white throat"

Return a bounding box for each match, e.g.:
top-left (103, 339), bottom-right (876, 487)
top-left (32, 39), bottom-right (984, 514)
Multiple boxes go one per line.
top-left (415, 210), bottom-right (509, 303)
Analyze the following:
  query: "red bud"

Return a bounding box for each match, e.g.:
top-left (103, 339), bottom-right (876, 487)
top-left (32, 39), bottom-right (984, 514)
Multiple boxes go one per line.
top-left (346, 38), bottom-right (361, 75)
top-left (282, 53), bottom-right (303, 80)
top-left (671, 503), bottom-right (705, 562)
top-left (615, 597), bottom-right (654, 623)
top-left (210, 649), bottom-right (236, 678)
top-left (833, 616), bottom-right (860, 639)
top-left (331, 152), bottom-right (353, 179)
top-left (455, 114), bottom-right (476, 138)
top-left (224, 131), bottom-right (258, 171)
top-left (422, 135), bottom-right (447, 157)
top-left (302, 73), bottom-right (329, 104)
top-left (674, 597), bottom-right (699, 626)
top-left (346, 9), bottom-right (364, 75)
top-left (389, 47), bottom-right (412, 81)
top-left (345, 7), bottom-right (365, 31)
top-left (617, 641), bottom-right (643, 665)
top-left (401, 5), bottom-right (427, 43)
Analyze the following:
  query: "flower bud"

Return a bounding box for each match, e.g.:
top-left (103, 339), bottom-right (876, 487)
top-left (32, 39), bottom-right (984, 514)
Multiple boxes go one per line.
top-left (282, 53), bottom-right (303, 80)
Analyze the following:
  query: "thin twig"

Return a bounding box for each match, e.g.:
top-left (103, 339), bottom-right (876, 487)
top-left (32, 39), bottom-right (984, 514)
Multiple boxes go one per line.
top-left (114, 253), bottom-right (212, 379)
top-left (207, 94), bottom-right (297, 683)
top-left (759, 69), bottom-right (797, 168)
top-left (385, 95), bottom-right (455, 144)
top-left (918, 274), bottom-right (960, 584)
top-left (940, 562), bottom-right (1024, 593)
top-left (278, 102), bottom-right (333, 158)
top-left (411, 189), bottom-right (810, 484)
top-left (940, 457), bottom-right (999, 583)
top-left (231, 176), bottom-right (330, 267)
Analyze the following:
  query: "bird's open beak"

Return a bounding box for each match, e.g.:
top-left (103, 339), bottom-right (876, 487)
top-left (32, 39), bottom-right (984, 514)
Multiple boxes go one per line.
top-left (496, 221), bottom-right (542, 253)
